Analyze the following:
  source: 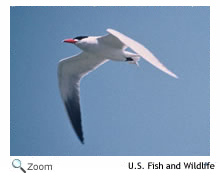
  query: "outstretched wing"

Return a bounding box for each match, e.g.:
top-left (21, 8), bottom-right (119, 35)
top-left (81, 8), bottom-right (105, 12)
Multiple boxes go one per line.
top-left (58, 52), bottom-right (108, 143)
top-left (107, 29), bottom-right (178, 78)
top-left (98, 33), bottom-right (126, 49)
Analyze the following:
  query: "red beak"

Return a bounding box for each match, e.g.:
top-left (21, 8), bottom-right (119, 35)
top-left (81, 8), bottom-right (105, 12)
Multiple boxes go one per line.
top-left (63, 38), bottom-right (77, 44)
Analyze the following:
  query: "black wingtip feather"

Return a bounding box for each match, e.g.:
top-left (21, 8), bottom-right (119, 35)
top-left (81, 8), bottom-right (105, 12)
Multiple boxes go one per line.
top-left (64, 96), bottom-right (84, 144)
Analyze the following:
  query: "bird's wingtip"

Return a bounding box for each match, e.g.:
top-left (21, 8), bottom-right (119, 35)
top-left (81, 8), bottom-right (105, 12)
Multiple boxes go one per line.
top-left (168, 72), bottom-right (179, 79)
top-left (80, 139), bottom-right (85, 145)
top-left (173, 74), bottom-right (179, 79)
top-left (79, 136), bottom-right (84, 144)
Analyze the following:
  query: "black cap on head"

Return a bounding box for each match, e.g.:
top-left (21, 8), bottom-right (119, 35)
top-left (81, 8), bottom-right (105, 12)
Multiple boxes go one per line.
top-left (74, 36), bottom-right (88, 40)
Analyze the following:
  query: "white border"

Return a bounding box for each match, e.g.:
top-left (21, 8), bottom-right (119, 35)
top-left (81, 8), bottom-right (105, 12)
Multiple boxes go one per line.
top-left (1, 0), bottom-right (219, 176)
top-left (7, 0), bottom-right (211, 6)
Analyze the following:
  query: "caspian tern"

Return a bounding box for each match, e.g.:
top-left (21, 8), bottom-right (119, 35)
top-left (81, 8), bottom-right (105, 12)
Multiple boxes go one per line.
top-left (58, 28), bottom-right (178, 144)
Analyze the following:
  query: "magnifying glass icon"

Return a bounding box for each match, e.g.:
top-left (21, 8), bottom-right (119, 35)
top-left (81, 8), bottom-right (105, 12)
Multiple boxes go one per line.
top-left (12, 159), bottom-right (26, 173)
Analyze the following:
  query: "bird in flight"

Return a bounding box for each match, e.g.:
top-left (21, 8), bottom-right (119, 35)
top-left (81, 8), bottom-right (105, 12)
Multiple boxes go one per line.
top-left (58, 29), bottom-right (178, 144)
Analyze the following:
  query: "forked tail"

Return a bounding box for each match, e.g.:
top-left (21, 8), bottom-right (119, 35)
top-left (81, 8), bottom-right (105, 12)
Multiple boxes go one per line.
top-left (125, 51), bottom-right (140, 66)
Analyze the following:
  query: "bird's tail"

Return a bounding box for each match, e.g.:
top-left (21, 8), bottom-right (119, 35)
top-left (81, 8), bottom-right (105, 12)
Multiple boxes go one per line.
top-left (125, 51), bottom-right (140, 66)
top-left (129, 55), bottom-right (140, 66)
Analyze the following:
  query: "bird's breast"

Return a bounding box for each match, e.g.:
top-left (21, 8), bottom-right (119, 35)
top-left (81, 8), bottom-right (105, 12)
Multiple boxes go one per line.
top-left (77, 42), bottom-right (125, 61)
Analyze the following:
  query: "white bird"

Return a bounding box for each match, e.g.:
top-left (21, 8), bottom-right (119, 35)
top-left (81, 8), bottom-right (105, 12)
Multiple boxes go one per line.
top-left (58, 28), bottom-right (178, 144)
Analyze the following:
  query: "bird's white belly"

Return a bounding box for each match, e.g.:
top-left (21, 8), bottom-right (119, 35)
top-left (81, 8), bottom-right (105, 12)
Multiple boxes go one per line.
top-left (78, 42), bottom-right (126, 61)
top-left (99, 48), bottom-right (125, 61)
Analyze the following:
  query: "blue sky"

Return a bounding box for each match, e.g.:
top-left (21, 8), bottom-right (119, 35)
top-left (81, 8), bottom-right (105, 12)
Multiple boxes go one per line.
top-left (10, 6), bottom-right (210, 156)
